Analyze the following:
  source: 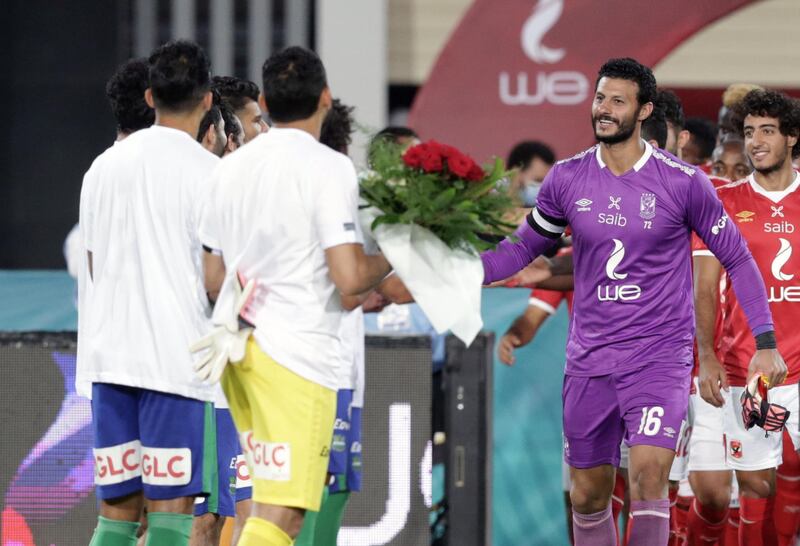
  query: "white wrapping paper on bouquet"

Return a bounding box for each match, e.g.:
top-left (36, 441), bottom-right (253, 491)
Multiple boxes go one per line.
top-left (360, 207), bottom-right (484, 346)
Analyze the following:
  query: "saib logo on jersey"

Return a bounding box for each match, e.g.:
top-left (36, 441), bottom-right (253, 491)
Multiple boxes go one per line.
top-left (769, 238), bottom-right (800, 302)
top-left (499, 0), bottom-right (589, 106)
top-left (597, 239), bottom-right (642, 302)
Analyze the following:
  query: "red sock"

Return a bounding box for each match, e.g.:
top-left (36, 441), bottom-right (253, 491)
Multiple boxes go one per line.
top-left (723, 506), bottom-right (740, 546)
top-left (612, 473), bottom-right (626, 545)
top-left (739, 496), bottom-right (777, 546)
top-left (686, 498), bottom-right (727, 545)
top-left (673, 494), bottom-right (692, 546)
top-left (776, 433), bottom-right (800, 546)
top-left (668, 487), bottom-right (684, 546)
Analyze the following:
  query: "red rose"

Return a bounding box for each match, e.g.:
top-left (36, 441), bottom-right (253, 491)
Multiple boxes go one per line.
top-left (402, 145), bottom-right (424, 168)
top-left (421, 149), bottom-right (443, 172)
top-left (467, 164), bottom-right (485, 182)
top-left (447, 154), bottom-right (473, 178)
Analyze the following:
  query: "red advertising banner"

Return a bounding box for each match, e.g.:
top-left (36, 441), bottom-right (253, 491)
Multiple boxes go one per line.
top-left (408, 0), bottom-right (755, 161)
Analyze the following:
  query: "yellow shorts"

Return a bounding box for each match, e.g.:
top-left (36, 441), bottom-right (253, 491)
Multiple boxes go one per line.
top-left (221, 339), bottom-right (336, 511)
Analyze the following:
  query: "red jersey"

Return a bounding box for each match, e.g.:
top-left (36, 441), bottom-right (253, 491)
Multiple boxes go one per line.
top-left (696, 174), bottom-right (800, 386)
top-left (529, 287), bottom-right (574, 316)
top-left (689, 175), bottom-right (729, 385)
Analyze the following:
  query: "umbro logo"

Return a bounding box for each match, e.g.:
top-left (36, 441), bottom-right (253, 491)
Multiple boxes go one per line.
top-left (575, 198), bottom-right (592, 212)
top-left (736, 210), bottom-right (755, 223)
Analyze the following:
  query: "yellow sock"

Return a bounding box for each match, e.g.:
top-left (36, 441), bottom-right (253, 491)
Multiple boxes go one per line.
top-left (238, 516), bottom-right (293, 546)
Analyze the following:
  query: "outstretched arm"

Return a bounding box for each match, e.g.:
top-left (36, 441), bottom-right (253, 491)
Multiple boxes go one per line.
top-left (481, 210), bottom-right (563, 284)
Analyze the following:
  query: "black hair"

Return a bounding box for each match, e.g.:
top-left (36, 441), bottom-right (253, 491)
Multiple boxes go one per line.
top-left (657, 89), bottom-right (685, 131)
top-left (105, 58), bottom-right (154, 134)
top-left (374, 126), bottom-right (419, 142)
top-left (367, 126), bottom-right (419, 167)
top-left (685, 117), bottom-right (718, 162)
top-left (219, 102), bottom-right (242, 143)
top-left (197, 104), bottom-right (222, 143)
top-left (211, 75), bottom-right (260, 111)
top-left (197, 89), bottom-right (223, 142)
top-left (261, 46), bottom-right (327, 123)
top-left (148, 40), bottom-right (211, 113)
top-left (506, 141), bottom-right (556, 170)
top-left (731, 89), bottom-right (800, 158)
top-left (641, 105), bottom-right (668, 149)
top-left (596, 58), bottom-right (657, 107)
top-left (320, 98), bottom-right (355, 154)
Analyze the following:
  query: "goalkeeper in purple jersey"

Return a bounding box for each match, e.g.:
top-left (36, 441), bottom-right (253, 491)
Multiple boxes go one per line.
top-left (481, 58), bottom-right (786, 546)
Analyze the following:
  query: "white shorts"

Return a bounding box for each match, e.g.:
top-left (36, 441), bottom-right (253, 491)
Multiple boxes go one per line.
top-left (618, 406), bottom-right (691, 482)
top-left (723, 384), bottom-right (800, 471)
top-left (688, 381), bottom-right (729, 472)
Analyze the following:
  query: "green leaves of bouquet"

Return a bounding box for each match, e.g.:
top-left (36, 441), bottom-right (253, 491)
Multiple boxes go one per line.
top-left (360, 139), bottom-right (516, 253)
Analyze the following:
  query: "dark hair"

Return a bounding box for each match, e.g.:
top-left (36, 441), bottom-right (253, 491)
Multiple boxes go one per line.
top-left (685, 117), bottom-right (718, 161)
top-left (148, 40), bottom-right (211, 112)
top-left (105, 58), bottom-right (154, 134)
top-left (731, 89), bottom-right (800, 158)
top-left (506, 141), bottom-right (556, 170)
top-left (197, 104), bottom-right (222, 143)
top-left (219, 102), bottom-right (242, 143)
top-left (320, 98), bottom-right (355, 154)
top-left (211, 75), bottom-right (260, 111)
top-left (657, 89), bottom-right (685, 130)
top-left (261, 46), bottom-right (327, 123)
top-left (641, 105), bottom-right (668, 148)
top-left (374, 126), bottom-right (419, 142)
top-left (367, 126), bottom-right (419, 167)
top-left (595, 57), bottom-right (657, 107)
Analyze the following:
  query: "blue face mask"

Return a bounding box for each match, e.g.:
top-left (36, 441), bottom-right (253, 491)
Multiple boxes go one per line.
top-left (519, 183), bottom-right (541, 208)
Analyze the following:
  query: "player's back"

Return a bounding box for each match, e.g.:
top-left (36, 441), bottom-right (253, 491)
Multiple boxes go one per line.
top-left (80, 125), bottom-right (218, 401)
top-left (200, 127), bottom-right (360, 390)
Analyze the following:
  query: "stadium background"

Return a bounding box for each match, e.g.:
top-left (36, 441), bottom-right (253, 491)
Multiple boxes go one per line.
top-left (1, 1), bottom-right (799, 544)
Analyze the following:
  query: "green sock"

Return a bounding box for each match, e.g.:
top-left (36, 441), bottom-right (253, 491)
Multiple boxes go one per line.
top-left (88, 515), bottom-right (140, 546)
top-left (294, 486), bottom-right (330, 546)
top-left (314, 491), bottom-right (351, 546)
top-left (144, 512), bottom-right (193, 546)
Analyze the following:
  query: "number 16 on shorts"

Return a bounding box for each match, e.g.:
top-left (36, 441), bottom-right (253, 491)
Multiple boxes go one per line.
top-left (638, 406), bottom-right (664, 436)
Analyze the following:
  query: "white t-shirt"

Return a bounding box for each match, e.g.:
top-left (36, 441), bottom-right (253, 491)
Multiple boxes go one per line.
top-left (198, 128), bottom-right (361, 390)
top-left (78, 126), bottom-right (218, 401)
top-left (338, 307), bottom-right (364, 393)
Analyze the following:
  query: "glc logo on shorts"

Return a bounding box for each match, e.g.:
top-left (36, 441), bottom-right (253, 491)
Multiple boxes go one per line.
top-left (233, 454), bottom-right (252, 488)
top-left (241, 431), bottom-right (291, 482)
top-left (94, 440), bottom-right (142, 486)
top-left (141, 447), bottom-right (192, 486)
top-left (729, 439), bottom-right (743, 459)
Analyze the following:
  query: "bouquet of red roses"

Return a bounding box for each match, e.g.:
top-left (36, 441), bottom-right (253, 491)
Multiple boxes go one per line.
top-left (360, 140), bottom-right (515, 253)
top-left (359, 140), bottom-right (515, 345)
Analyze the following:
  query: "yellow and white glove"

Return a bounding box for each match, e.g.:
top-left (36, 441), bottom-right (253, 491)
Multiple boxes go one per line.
top-left (190, 275), bottom-right (255, 384)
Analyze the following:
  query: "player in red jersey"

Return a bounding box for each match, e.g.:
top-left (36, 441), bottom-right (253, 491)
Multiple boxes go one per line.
top-left (685, 141), bottom-right (750, 546)
top-left (694, 89), bottom-right (800, 546)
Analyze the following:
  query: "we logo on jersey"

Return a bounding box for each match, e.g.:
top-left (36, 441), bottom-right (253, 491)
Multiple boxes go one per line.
top-left (769, 238), bottom-right (800, 302)
top-left (597, 239), bottom-right (642, 302)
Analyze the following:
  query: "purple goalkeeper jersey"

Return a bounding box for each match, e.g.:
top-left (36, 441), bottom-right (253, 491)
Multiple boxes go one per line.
top-left (483, 141), bottom-right (773, 377)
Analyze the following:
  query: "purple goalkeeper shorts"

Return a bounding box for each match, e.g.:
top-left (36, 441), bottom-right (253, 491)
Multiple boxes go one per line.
top-left (562, 362), bottom-right (691, 469)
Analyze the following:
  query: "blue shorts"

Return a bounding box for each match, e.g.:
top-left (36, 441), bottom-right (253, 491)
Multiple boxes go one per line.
top-left (330, 406), bottom-right (363, 493)
top-left (328, 389), bottom-right (354, 475)
top-left (195, 408), bottom-right (253, 517)
top-left (91, 383), bottom-right (215, 501)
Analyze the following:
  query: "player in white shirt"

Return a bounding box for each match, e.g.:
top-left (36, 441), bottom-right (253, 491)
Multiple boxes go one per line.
top-left (79, 41), bottom-right (218, 546)
top-left (197, 47), bottom-right (392, 546)
top-left (191, 92), bottom-right (252, 546)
